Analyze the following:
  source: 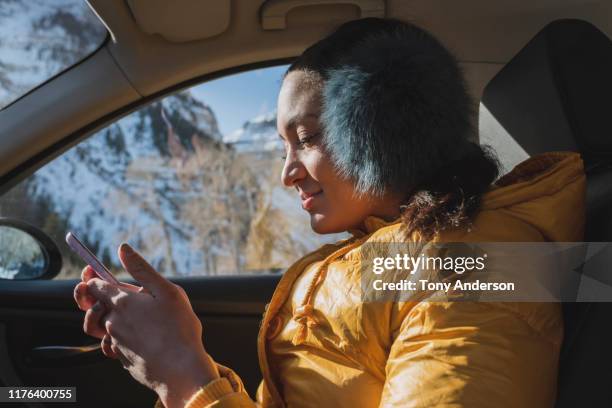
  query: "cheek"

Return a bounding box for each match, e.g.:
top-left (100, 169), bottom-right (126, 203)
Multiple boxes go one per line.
top-left (327, 181), bottom-right (366, 218)
top-left (318, 167), bottom-right (364, 215)
top-left (310, 181), bottom-right (370, 233)
top-left (303, 149), bottom-right (359, 205)
top-left (300, 149), bottom-right (371, 230)
top-left (310, 148), bottom-right (338, 181)
top-left (298, 148), bottom-right (331, 184)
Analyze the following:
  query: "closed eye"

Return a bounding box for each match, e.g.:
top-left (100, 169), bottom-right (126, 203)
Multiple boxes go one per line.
top-left (297, 132), bottom-right (320, 147)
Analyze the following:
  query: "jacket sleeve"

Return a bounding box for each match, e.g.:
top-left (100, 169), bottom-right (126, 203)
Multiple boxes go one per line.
top-left (154, 363), bottom-right (259, 408)
top-left (379, 301), bottom-right (562, 408)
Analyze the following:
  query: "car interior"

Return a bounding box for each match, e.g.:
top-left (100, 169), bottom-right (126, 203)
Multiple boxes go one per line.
top-left (0, 1), bottom-right (611, 407)
top-left (481, 18), bottom-right (612, 407)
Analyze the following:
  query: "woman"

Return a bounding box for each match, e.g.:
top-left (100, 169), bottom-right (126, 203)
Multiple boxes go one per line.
top-left (74, 18), bottom-right (585, 407)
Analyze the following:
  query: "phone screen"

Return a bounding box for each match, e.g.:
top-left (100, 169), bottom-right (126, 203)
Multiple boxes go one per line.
top-left (65, 232), bottom-right (119, 285)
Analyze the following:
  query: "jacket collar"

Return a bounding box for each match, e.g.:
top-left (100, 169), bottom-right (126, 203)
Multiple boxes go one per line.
top-left (347, 215), bottom-right (402, 237)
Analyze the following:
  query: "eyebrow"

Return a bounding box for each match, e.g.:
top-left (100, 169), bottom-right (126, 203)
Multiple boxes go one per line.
top-left (278, 112), bottom-right (321, 140)
top-left (285, 112), bottom-right (320, 130)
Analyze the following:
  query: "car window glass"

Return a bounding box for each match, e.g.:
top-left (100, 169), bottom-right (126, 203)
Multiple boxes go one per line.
top-left (0, 65), bottom-right (348, 279)
top-left (479, 102), bottom-right (530, 175)
top-left (0, 0), bottom-right (108, 110)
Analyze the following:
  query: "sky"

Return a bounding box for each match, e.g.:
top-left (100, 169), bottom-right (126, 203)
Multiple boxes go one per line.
top-left (190, 64), bottom-right (289, 138)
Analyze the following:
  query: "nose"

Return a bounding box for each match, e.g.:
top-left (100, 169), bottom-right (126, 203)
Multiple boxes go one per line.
top-left (281, 151), bottom-right (307, 187)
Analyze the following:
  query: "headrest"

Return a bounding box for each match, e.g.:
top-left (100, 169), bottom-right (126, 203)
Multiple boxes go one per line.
top-left (481, 19), bottom-right (612, 169)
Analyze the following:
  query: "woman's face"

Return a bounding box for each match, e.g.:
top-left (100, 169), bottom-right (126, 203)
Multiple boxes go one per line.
top-left (277, 70), bottom-right (401, 234)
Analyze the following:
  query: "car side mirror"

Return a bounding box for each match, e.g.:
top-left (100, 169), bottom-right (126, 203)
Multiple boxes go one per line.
top-left (0, 218), bottom-right (62, 280)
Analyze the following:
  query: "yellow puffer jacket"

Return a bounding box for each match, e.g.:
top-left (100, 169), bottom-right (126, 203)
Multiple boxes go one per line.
top-left (177, 151), bottom-right (585, 408)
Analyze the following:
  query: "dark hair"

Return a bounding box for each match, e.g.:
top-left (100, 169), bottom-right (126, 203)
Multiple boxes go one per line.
top-left (286, 18), bottom-right (499, 239)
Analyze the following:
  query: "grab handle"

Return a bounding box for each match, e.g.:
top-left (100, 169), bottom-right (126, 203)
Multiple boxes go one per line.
top-left (261, 0), bottom-right (385, 30)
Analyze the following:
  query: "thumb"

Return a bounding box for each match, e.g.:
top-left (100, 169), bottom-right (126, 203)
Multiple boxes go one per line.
top-left (117, 243), bottom-right (173, 298)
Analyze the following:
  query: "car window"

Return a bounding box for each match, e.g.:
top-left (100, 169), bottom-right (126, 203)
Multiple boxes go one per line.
top-left (479, 102), bottom-right (530, 175)
top-left (0, 0), bottom-right (108, 110)
top-left (0, 65), bottom-right (348, 279)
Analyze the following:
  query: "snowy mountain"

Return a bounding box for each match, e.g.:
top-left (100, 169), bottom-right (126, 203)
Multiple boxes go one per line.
top-left (223, 112), bottom-right (282, 153)
top-left (21, 91), bottom-right (230, 277)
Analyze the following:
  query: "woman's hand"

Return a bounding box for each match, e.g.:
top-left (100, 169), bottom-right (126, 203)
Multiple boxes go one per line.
top-left (73, 244), bottom-right (220, 408)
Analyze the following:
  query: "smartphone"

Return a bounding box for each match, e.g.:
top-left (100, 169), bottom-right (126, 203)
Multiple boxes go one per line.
top-left (65, 232), bottom-right (120, 285)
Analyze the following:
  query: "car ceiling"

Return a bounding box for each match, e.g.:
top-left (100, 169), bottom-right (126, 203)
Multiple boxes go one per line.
top-left (0, 0), bottom-right (610, 188)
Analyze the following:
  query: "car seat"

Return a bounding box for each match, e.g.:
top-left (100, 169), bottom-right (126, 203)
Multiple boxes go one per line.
top-left (480, 18), bottom-right (612, 407)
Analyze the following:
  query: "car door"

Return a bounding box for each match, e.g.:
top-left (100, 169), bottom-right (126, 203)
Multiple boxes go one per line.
top-left (0, 274), bottom-right (278, 408)
top-left (0, 61), bottom-right (347, 407)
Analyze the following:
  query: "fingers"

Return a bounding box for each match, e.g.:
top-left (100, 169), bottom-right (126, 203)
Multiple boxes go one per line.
top-left (174, 283), bottom-right (189, 301)
top-left (74, 281), bottom-right (97, 311)
top-left (83, 301), bottom-right (107, 339)
top-left (82, 264), bottom-right (142, 296)
top-left (74, 266), bottom-right (100, 311)
top-left (101, 335), bottom-right (118, 359)
top-left (86, 278), bottom-right (122, 308)
top-left (100, 335), bottom-right (131, 370)
top-left (118, 243), bottom-right (174, 298)
top-left (119, 281), bottom-right (144, 293)
top-left (84, 280), bottom-right (134, 343)
top-left (77, 265), bottom-right (131, 311)
top-left (81, 265), bottom-right (97, 283)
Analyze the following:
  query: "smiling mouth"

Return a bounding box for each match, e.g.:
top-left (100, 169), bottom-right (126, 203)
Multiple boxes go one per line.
top-left (301, 191), bottom-right (323, 210)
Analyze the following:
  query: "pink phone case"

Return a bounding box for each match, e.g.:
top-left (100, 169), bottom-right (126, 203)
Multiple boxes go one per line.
top-left (65, 232), bottom-right (119, 284)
